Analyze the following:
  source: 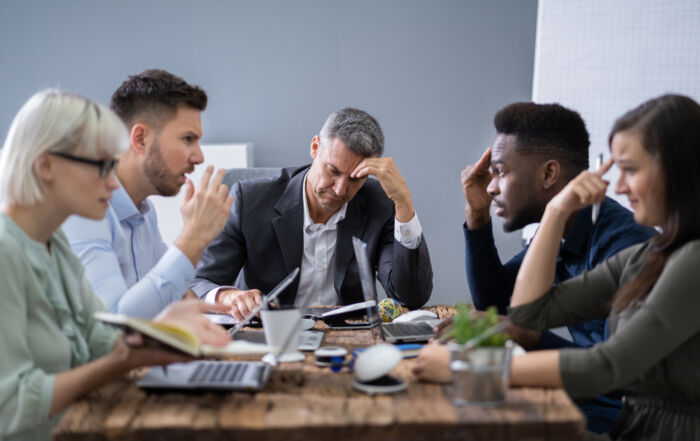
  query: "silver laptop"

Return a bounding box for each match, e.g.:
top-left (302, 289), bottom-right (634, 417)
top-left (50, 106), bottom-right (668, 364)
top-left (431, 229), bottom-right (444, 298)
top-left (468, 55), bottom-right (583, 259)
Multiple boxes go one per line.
top-left (352, 237), bottom-right (436, 343)
top-left (138, 360), bottom-right (271, 391)
top-left (232, 329), bottom-right (324, 351)
top-left (138, 268), bottom-right (302, 391)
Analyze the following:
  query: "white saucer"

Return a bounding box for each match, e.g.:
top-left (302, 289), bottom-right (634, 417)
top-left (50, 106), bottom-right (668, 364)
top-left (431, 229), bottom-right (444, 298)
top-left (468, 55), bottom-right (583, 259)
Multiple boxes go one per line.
top-left (262, 351), bottom-right (305, 364)
top-left (351, 377), bottom-right (407, 395)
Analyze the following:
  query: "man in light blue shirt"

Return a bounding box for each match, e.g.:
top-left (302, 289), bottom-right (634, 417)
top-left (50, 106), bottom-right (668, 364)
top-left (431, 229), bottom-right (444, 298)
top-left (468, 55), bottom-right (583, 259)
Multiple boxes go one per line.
top-left (63, 69), bottom-right (232, 318)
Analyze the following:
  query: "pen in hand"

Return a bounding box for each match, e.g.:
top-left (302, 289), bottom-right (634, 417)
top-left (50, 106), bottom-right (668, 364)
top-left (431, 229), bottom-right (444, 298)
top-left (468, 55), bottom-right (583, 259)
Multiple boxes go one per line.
top-left (591, 153), bottom-right (604, 225)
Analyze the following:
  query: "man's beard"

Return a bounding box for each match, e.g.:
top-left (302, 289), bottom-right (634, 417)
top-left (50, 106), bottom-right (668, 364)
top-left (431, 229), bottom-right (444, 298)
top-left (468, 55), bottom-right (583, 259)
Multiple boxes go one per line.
top-left (142, 140), bottom-right (191, 197)
top-left (502, 200), bottom-right (543, 233)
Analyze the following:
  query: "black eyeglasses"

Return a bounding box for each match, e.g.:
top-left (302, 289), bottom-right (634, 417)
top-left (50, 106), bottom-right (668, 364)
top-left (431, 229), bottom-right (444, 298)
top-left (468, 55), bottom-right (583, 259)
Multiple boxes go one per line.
top-left (49, 152), bottom-right (119, 179)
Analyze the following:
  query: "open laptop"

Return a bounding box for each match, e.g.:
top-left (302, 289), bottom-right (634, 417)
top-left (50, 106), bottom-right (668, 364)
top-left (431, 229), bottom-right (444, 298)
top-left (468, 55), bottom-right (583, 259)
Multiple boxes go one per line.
top-left (227, 266), bottom-right (322, 350)
top-left (138, 360), bottom-right (271, 391)
top-left (233, 329), bottom-right (323, 351)
top-left (205, 267), bottom-right (302, 330)
top-left (137, 268), bottom-right (301, 391)
top-left (352, 237), bottom-right (437, 343)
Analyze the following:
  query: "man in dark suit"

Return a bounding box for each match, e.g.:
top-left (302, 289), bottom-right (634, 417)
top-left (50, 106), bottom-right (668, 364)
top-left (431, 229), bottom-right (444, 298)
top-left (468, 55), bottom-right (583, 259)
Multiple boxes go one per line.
top-left (190, 108), bottom-right (433, 320)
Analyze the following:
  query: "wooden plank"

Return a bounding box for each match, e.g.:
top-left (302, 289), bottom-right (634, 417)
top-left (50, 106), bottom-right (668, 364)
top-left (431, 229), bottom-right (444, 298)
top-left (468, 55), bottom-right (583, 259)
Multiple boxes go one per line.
top-left (53, 377), bottom-right (131, 441)
top-left (54, 305), bottom-right (585, 441)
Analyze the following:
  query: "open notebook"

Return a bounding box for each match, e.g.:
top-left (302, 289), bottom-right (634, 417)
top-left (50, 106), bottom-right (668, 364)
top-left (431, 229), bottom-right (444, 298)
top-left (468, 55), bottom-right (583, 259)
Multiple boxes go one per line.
top-left (137, 268), bottom-right (301, 391)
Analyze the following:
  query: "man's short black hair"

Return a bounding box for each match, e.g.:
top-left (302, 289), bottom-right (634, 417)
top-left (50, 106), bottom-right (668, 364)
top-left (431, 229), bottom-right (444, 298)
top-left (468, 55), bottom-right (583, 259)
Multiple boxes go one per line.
top-left (110, 69), bottom-right (207, 129)
top-left (494, 102), bottom-right (590, 175)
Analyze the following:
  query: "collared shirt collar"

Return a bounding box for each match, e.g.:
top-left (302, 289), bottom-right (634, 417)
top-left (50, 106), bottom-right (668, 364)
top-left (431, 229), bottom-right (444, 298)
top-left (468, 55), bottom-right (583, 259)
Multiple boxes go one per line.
top-left (302, 172), bottom-right (347, 233)
top-left (110, 181), bottom-right (151, 226)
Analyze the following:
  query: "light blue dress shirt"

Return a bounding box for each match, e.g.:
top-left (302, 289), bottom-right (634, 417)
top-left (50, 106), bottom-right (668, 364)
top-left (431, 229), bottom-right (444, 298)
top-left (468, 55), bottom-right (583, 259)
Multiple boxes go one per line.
top-left (62, 185), bottom-right (195, 318)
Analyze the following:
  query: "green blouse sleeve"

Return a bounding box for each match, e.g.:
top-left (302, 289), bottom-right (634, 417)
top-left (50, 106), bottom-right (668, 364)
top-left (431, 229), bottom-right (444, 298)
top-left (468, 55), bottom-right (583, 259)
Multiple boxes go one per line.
top-left (508, 242), bottom-right (646, 330)
top-left (559, 240), bottom-right (700, 398)
top-left (79, 276), bottom-right (119, 360)
top-left (0, 245), bottom-right (55, 436)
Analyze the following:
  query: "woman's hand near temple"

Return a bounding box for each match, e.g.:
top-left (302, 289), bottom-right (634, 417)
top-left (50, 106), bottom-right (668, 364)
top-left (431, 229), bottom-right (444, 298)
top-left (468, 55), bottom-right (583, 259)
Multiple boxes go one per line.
top-left (548, 158), bottom-right (614, 215)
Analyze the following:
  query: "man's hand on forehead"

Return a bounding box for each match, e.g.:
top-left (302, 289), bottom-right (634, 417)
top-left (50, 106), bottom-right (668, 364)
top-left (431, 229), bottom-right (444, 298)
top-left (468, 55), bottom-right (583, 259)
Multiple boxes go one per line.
top-left (351, 157), bottom-right (415, 223)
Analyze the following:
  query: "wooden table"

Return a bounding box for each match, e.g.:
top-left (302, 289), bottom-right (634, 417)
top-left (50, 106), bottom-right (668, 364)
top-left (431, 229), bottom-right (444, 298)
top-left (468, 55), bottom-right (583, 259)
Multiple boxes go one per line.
top-left (54, 306), bottom-right (585, 441)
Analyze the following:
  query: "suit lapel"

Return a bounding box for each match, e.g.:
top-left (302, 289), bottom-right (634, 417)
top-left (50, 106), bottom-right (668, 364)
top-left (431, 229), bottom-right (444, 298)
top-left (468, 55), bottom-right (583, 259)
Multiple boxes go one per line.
top-left (335, 194), bottom-right (368, 293)
top-left (272, 169), bottom-right (305, 274)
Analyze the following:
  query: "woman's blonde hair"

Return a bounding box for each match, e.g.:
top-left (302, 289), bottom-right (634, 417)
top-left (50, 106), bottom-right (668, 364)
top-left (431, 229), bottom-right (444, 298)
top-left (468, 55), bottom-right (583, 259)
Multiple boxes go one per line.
top-left (0, 90), bottom-right (128, 205)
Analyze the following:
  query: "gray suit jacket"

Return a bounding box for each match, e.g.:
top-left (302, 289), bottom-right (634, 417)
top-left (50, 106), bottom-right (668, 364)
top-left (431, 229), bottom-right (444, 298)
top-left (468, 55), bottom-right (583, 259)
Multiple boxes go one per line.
top-left (190, 165), bottom-right (433, 308)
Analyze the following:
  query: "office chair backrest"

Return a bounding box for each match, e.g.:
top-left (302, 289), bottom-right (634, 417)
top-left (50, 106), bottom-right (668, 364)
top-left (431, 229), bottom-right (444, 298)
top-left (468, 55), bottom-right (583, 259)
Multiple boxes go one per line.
top-left (223, 167), bottom-right (282, 189)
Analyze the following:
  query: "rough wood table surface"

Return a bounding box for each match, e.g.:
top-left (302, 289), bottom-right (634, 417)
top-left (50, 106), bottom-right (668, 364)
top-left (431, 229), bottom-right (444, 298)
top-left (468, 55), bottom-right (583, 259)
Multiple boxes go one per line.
top-left (53, 305), bottom-right (585, 441)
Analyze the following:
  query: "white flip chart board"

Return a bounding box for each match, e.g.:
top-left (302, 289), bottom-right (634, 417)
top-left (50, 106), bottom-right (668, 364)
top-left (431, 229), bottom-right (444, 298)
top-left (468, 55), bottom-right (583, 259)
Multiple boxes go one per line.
top-left (532, 0), bottom-right (700, 207)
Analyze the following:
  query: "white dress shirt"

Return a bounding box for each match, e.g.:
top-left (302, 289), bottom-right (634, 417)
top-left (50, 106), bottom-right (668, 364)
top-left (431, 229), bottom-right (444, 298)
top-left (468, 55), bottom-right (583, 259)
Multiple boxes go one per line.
top-left (205, 173), bottom-right (424, 306)
top-left (294, 173), bottom-right (423, 306)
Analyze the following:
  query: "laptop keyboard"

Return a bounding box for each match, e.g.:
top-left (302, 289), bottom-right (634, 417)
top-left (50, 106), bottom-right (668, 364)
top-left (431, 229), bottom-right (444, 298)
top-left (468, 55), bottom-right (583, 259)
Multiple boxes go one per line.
top-left (382, 322), bottom-right (433, 338)
top-left (190, 361), bottom-right (264, 385)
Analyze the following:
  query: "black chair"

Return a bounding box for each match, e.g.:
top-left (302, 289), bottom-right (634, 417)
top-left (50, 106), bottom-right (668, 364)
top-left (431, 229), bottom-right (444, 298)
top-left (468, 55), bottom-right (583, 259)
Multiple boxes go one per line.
top-left (222, 167), bottom-right (282, 190)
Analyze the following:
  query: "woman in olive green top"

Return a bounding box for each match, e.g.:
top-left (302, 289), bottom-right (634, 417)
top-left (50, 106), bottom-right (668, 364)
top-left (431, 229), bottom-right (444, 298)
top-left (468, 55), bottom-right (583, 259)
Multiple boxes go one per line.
top-left (416, 95), bottom-right (700, 440)
top-left (0, 91), bottom-right (230, 440)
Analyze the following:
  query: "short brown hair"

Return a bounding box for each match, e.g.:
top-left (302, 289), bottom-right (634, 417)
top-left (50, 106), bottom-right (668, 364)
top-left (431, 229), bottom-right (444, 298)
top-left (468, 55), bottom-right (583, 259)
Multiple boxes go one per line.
top-left (110, 69), bottom-right (207, 130)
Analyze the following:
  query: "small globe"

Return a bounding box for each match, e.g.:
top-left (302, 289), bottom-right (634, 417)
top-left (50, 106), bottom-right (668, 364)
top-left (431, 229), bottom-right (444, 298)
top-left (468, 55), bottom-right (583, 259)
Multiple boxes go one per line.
top-left (377, 298), bottom-right (401, 322)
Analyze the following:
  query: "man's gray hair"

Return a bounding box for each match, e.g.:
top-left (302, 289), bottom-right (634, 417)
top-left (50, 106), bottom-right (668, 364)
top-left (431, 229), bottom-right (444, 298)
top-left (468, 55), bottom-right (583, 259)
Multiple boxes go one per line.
top-left (319, 108), bottom-right (384, 157)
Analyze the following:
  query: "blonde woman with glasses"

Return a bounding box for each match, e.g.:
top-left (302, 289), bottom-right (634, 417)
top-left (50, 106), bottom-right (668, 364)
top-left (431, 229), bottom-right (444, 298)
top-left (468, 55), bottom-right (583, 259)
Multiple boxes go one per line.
top-left (0, 90), bottom-right (229, 440)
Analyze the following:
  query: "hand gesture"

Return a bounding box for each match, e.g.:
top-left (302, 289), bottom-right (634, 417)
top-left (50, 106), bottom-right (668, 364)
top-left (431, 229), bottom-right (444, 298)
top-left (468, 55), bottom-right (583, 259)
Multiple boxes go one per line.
top-left (112, 332), bottom-right (193, 371)
top-left (412, 342), bottom-right (451, 383)
top-left (548, 158), bottom-right (614, 216)
top-left (112, 299), bottom-right (230, 370)
top-left (351, 157), bottom-right (415, 222)
top-left (216, 288), bottom-right (263, 322)
top-left (155, 299), bottom-right (231, 346)
top-left (176, 166), bottom-right (234, 266)
top-left (461, 147), bottom-right (493, 229)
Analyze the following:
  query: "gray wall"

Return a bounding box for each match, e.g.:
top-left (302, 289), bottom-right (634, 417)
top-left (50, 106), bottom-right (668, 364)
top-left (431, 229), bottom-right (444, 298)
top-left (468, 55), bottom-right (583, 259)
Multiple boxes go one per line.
top-left (0, 0), bottom-right (537, 306)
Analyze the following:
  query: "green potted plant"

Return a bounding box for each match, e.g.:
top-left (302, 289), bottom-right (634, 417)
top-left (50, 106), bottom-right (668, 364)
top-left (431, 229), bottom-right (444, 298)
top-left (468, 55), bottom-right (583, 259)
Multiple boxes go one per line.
top-left (447, 305), bottom-right (513, 406)
top-left (449, 304), bottom-right (509, 346)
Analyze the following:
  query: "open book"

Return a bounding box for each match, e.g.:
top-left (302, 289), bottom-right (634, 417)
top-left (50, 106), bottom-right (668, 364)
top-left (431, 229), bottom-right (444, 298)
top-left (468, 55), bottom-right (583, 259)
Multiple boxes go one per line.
top-left (94, 312), bottom-right (273, 358)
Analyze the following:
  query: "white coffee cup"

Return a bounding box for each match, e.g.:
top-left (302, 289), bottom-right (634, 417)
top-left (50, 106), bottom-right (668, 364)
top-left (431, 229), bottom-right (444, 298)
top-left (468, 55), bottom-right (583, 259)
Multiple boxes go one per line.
top-left (260, 308), bottom-right (305, 362)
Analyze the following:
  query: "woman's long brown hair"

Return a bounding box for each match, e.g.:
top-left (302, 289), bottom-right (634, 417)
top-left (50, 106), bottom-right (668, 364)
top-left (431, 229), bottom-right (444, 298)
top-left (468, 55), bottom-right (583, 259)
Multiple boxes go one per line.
top-left (611, 95), bottom-right (700, 311)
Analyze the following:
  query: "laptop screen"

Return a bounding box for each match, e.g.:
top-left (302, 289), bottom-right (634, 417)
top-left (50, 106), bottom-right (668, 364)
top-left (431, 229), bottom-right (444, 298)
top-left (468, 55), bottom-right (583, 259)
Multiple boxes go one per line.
top-left (352, 237), bottom-right (383, 338)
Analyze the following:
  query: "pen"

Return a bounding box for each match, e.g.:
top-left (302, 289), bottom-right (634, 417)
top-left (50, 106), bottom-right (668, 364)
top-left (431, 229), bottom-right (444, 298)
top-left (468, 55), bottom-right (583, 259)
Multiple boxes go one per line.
top-left (591, 153), bottom-right (603, 225)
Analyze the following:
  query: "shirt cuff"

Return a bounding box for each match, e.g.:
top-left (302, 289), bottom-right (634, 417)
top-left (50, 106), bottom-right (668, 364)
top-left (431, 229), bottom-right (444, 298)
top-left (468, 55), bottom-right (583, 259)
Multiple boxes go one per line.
top-left (394, 212), bottom-right (423, 249)
top-left (204, 285), bottom-right (236, 304)
top-left (154, 247), bottom-right (196, 300)
top-left (463, 219), bottom-right (494, 236)
top-left (39, 374), bottom-right (55, 422)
